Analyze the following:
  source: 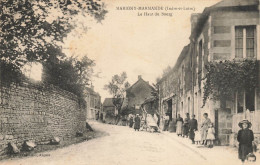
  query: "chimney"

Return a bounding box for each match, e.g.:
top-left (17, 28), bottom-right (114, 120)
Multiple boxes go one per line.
top-left (190, 13), bottom-right (200, 33)
top-left (138, 75), bottom-right (142, 80)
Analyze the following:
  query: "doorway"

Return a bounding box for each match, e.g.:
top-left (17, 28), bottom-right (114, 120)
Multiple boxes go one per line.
top-left (167, 99), bottom-right (173, 121)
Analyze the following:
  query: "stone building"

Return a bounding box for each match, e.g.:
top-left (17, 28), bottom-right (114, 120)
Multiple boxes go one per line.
top-left (84, 86), bottom-right (102, 120)
top-left (123, 75), bottom-right (155, 115)
top-left (158, 0), bottom-right (260, 145)
top-left (103, 98), bottom-right (117, 116)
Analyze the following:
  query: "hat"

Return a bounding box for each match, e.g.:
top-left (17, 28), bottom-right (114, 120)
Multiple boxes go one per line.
top-left (238, 119), bottom-right (252, 128)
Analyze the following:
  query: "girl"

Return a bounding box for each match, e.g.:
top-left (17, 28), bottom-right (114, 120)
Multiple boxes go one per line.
top-left (206, 123), bottom-right (215, 148)
top-left (194, 129), bottom-right (201, 145)
top-left (237, 119), bottom-right (254, 163)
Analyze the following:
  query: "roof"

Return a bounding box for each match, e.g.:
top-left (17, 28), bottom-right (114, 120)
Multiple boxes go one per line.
top-left (142, 97), bottom-right (158, 105)
top-left (103, 98), bottom-right (123, 107)
top-left (157, 44), bottom-right (191, 84)
top-left (212, 0), bottom-right (258, 8)
top-left (103, 98), bottom-right (114, 107)
top-left (190, 0), bottom-right (259, 40)
top-left (126, 77), bottom-right (155, 92)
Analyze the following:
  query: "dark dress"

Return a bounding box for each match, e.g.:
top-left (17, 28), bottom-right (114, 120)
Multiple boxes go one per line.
top-left (237, 128), bottom-right (254, 161)
top-left (129, 117), bottom-right (134, 128)
top-left (189, 119), bottom-right (198, 142)
top-left (182, 117), bottom-right (190, 137)
top-left (134, 116), bottom-right (141, 130)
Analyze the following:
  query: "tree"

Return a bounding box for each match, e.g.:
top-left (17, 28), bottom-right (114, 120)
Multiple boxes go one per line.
top-left (0, 0), bottom-right (106, 101)
top-left (0, 0), bottom-right (107, 67)
top-left (42, 55), bottom-right (95, 96)
top-left (162, 65), bottom-right (172, 77)
top-left (155, 65), bottom-right (172, 84)
top-left (104, 72), bottom-right (130, 116)
top-left (151, 83), bottom-right (159, 100)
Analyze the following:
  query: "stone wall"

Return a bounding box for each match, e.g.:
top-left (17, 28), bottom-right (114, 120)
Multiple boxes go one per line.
top-left (0, 82), bottom-right (86, 152)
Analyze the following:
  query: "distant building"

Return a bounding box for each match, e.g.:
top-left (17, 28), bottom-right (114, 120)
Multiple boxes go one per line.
top-left (123, 75), bottom-right (155, 115)
top-left (103, 98), bottom-right (117, 116)
top-left (158, 0), bottom-right (260, 145)
top-left (84, 86), bottom-right (102, 120)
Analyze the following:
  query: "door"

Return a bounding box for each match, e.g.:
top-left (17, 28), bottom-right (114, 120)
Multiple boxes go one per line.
top-left (167, 99), bottom-right (172, 121)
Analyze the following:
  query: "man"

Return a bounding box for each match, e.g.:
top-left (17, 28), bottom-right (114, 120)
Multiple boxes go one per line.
top-left (134, 114), bottom-right (141, 131)
top-left (189, 114), bottom-right (198, 144)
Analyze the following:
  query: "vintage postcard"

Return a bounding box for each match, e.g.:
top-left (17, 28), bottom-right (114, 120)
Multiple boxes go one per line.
top-left (0, 0), bottom-right (259, 164)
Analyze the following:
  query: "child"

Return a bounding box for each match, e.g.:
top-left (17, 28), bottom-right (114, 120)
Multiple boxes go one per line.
top-left (206, 123), bottom-right (215, 148)
top-left (194, 130), bottom-right (201, 145)
top-left (237, 119), bottom-right (254, 163)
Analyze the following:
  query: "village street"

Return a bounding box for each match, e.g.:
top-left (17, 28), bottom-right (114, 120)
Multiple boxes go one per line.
top-left (0, 121), bottom-right (250, 165)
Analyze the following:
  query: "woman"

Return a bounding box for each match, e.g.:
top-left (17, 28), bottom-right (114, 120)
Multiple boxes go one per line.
top-left (182, 113), bottom-right (190, 138)
top-left (176, 114), bottom-right (183, 136)
top-left (134, 114), bottom-right (141, 131)
top-left (201, 113), bottom-right (211, 145)
top-left (237, 119), bottom-right (254, 162)
top-left (129, 116), bottom-right (134, 128)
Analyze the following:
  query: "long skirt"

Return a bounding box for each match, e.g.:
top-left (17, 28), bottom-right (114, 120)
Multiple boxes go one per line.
top-left (201, 129), bottom-right (207, 141)
top-left (134, 122), bottom-right (140, 130)
top-left (239, 144), bottom-right (253, 161)
top-left (129, 120), bottom-right (133, 127)
top-left (176, 121), bottom-right (182, 135)
top-left (189, 129), bottom-right (195, 140)
top-left (183, 124), bottom-right (189, 136)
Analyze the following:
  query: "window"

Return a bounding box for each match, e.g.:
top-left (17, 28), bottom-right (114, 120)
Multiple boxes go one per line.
top-left (181, 102), bottom-right (183, 115)
top-left (246, 89), bottom-right (255, 111)
top-left (246, 26), bottom-right (255, 58)
top-left (237, 90), bottom-right (244, 113)
top-left (235, 26), bottom-right (256, 58)
top-left (198, 40), bottom-right (203, 88)
top-left (236, 89), bottom-right (255, 113)
top-left (188, 97), bottom-right (190, 114)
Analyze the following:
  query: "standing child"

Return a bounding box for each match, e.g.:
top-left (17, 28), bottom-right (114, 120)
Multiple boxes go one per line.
top-left (206, 123), bottom-right (215, 148)
top-left (237, 119), bottom-right (254, 163)
top-left (194, 130), bottom-right (201, 145)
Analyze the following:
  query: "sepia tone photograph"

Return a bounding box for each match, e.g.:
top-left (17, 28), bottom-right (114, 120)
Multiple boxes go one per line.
top-left (0, 0), bottom-right (259, 164)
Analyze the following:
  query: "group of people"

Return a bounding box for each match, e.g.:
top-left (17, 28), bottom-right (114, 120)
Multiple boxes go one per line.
top-left (175, 113), bottom-right (256, 162)
top-left (129, 114), bottom-right (141, 131)
top-left (176, 113), bottom-right (215, 148)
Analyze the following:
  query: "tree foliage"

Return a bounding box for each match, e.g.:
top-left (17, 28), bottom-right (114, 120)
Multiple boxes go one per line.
top-left (0, 0), bottom-right (106, 105)
top-left (42, 55), bottom-right (95, 97)
top-left (104, 72), bottom-right (130, 114)
top-left (151, 83), bottom-right (159, 100)
top-left (202, 60), bottom-right (258, 107)
top-left (0, 0), bottom-right (107, 67)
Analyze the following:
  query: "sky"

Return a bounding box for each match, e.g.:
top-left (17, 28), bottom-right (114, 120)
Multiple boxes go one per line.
top-left (62, 0), bottom-right (221, 101)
